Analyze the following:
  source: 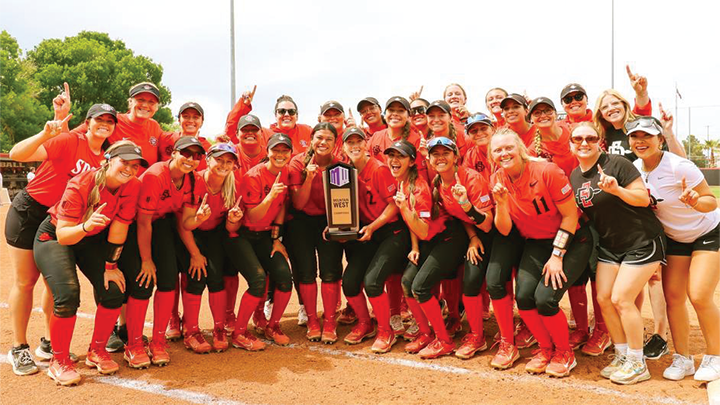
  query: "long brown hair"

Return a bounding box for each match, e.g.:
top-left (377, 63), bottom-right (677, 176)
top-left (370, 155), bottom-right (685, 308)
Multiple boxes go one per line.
top-left (301, 123), bottom-right (337, 182)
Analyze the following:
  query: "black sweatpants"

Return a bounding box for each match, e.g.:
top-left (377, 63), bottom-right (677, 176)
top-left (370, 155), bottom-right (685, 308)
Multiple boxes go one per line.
top-left (284, 213), bottom-right (343, 284)
top-left (225, 228), bottom-right (293, 295)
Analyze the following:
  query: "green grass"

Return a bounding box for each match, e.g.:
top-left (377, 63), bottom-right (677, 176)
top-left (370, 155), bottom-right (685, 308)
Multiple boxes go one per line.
top-left (712, 186), bottom-right (720, 198)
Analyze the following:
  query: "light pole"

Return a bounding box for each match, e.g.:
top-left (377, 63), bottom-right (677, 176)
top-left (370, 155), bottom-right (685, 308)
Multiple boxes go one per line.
top-left (230, 0), bottom-right (236, 108)
top-left (611, 0), bottom-right (615, 88)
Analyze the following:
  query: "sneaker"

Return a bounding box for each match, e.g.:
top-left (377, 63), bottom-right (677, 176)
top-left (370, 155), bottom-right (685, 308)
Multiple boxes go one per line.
top-left (568, 312), bottom-right (577, 329)
top-left (232, 330), bottom-right (266, 351)
top-left (266, 324), bottom-right (291, 346)
top-left (663, 353), bottom-right (695, 381)
top-left (491, 341), bottom-right (520, 370)
top-left (546, 350), bottom-right (577, 378)
top-left (165, 316), bottom-right (182, 341)
top-left (123, 342), bottom-right (151, 369)
top-left (86, 346), bottom-right (119, 375)
top-left (400, 299), bottom-right (412, 323)
top-left (7, 344), bottom-right (39, 376)
top-left (610, 358), bottom-right (651, 385)
top-left (321, 321), bottom-right (338, 345)
top-left (344, 321), bottom-right (376, 345)
top-left (47, 357), bottom-right (81, 386)
top-left (148, 340), bottom-right (170, 366)
top-left (35, 337), bottom-right (79, 362)
top-left (371, 329), bottom-right (397, 354)
top-left (337, 306), bottom-right (357, 325)
top-left (601, 354), bottom-right (626, 379)
top-left (106, 325), bottom-right (127, 353)
top-left (297, 305), bottom-right (309, 327)
top-left (582, 329), bottom-right (612, 356)
top-left (643, 334), bottom-right (669, 360)
top-left (694, 355), bottom-right (720, 382)
top-left (390, 315), bottom-right (405, 337)
top-left (418, 338), bottom-right (455, 359)
top-left (403, 320), bottom-right (421, 342)
top-left (253, 309), bottom-right (268, 335)
top-left (405, 333), bottom-right (435, 354)
top-left (525, 347), bottom-right (553, 374)
top-left (212, 328), bottom-right (229, 352)
top-left (183, 331), bottom-right (211, 354)
top-left (568, 330), bottom-right (589, 350)
top-left (514, 321), bottom-right (537, 349)
top-left (455, 333), bottom-right (488, 359)
top-left (263, 300), bottom-right (273, 322)
top-left (224, 312), bottom-right (236, 335)
top-left (444, 317), bottom-right (462, 338)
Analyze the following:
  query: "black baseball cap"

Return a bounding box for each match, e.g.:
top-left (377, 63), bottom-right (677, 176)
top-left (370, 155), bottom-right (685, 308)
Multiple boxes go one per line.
top-left (129, 82), bottom-right (160, 100)
top-left (86, 103), bottom-right (118, 123)
top-left (426, 100), bottom-right (452, 115)
top-left (174, 136), bottom-right (206, 152)
top-left (267, 133), bottom-right (293, 150)
top-left (238, 114), bottom-right (262, 131)
top-left (560, 83), bottom-right (587, 99)
top-left (385, 96), bottom-right (411, 112)
top-left (107, 144), bottom-right (149, 168)
top-left (178, 102), bottom-right (204, 118)
top-left (500, 93), bottom-right (528, 109)
top-left (528, 97), bottom-right (556, 116)
top-left (384, 140), bottom-right (417, 160)
top-left (342, 127), bottom-right (366, 142)
top-left (207, 143), bottom-right (238, 160)
top-left (320, 101), bottom-right (344, 115)
top-left (357, 97), bottom-right (380, 112)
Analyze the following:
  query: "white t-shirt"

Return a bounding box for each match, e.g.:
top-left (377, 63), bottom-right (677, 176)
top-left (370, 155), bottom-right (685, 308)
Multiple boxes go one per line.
top-left (634, 152), bottom-right (720, 243)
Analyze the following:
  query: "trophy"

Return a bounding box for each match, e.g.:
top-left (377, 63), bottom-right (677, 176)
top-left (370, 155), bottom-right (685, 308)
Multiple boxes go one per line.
top-left (323, 162), bottom-right (360, 241)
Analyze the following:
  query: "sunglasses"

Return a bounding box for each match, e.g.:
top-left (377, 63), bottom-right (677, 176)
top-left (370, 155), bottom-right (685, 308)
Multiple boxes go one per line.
top-left (209, 143), bottom-right (238, 155)
top-left (410, 106), bottom-right (427, 116)
top-left (625, 117), bottom-right (663, 133)
top-left (570, 135), bottom-right (600, 145)
top-left (562, 93), bottom-right (585, 104)
top-left (178, 149), bottom-right (205, 160)
top-left (276, 108), bottom-right (297, 116)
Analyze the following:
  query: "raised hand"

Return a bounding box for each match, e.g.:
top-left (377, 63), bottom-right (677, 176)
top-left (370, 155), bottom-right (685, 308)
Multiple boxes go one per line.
top-left (626, 65), bottom-right (648, 95)
top-left (393, 181), bottom-right (407, 208)
top-left (227, 195), bottom-right (244, 223)
top-left (306, 155), bottom-right (319, 180)
top-left (453, 105), bottom-right (470, 120)
top-left (492, 182), bottom-right (509, 206)
top-left (194, 193), bottom-right (212, 223)
top-left (409, 85), bottom-right (424, 101)
top-left (242, 85), bottom-right (257, 105)
top-left (44, 114), bottom-right (73, 139)
top-left (418, 131), bottom-right (429, 158)
top-left (53, 82), bottom-right (72, 121)
top-left (678, 176), bottom-right (700, 208)
top-left (451, 172), bottom-right (468, 204)
top-left (268, 172), bottom-right (287, 200)
top-left (83, 202), bottom-right (109, 233)
top-left (346, 108), bottom-right (359, 128)
top-left (597, 165), bottom-right (620, 195)
top-left (658, 102), bottom-right (674, 134)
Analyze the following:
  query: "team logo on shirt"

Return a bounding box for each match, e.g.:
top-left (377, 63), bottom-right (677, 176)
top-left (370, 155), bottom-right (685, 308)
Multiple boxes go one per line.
top-left (372, 145), bottom-right (382, 156)
top-left (474, 161), bottom-right (485, 173)
top-left (608, 141), bottom-right (631, 156)
top-left (70, 159), bottom-right (94, 176)
top-left (264, 185), bottom-right (271, 195)
top-left (576, 181), bottom-right (601, 208)
top-left (159, 190), bottom-right (171, 201)
top-left (149, 136), bottom-right (157, 146)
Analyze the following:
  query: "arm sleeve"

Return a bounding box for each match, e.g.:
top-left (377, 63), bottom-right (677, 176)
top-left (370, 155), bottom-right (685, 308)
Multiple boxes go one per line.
top-left (632, 99), bottom-right (652, 116)
top-left (676, 159), bottom-right (705, 189)
top-left (466, 171), bottom-right (494, 213)
top-left (616, 157), bottom-right (642, 187)
top-left (157, 132), bottom-right (177, 162)
top-left (545, 163), bottom-right (574, 204)
top-left (412, 182), bottom-right (433, 223)
top-left (137, 173), bottom-right (162, 216)
top-left (55, 182), bottom-right (85, 223)
top-left (224, 100), bottom-right (253, 144)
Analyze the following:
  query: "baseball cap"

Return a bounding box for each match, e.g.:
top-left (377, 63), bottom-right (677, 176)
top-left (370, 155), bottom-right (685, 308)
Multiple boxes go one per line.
top-left (500, 93), bottom-right (528, 109)
top-left (357, 97), bottom-right (380, 112)
top-left (320, 101), bottom-right (344, 115)
top-left (528, 97), bottom-right (556, 116)
top-left (560, 83), bottom-right (587, 99)
top-left (238, 114), bottom-right (262, 131)
top-left (106, 144), bottom-right (149, 168)
top-left (385, 96), bottom-right (411, 112)
top-left (207, 143), bottom-right (238, 160)
top-left (174, 136), bottom-right (206, 152)
top-left (178, 102), bottom-right (204, 118)
top-left (342, 127), bottom-right (366, 142)
top-left (427, 137), bottom-right (458, 155)
top-left (465, 113), bottom-right (494, 131)
top-left (426, 100), bottom-right (452, 115)
top-left (86, 103), bottom-right (118, 123)
top-left (129, 82), bottom-right (160, 100)
top-left (384, 140), bottom-right (417, 160)
top-left (625, 116), bottom-right (663, 136)
top-left (267, 133), bottom-right (293, 151)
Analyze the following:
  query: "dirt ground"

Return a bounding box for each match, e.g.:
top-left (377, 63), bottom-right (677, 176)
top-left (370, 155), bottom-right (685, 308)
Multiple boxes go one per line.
top-left (0, 205), bottom-right (714, 405)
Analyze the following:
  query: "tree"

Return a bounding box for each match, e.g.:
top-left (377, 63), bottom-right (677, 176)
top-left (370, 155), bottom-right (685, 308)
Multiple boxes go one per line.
top-left (682, 135), bottom-right (708, 168)
top-left (704, 139), bottom-right (719, 168)
top-left (27, 31), bottom-right (173, 130)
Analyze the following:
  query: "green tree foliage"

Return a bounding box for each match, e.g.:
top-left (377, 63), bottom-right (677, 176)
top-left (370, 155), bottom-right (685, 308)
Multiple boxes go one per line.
top-left (682, 135), bottom-right (708, 168)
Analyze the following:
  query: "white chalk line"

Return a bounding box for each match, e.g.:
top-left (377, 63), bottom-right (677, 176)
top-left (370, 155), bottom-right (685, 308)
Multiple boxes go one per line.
top-left (0, 303), bottom-right (704, 405)
top-left (0, 302), bottom-right (153, 327)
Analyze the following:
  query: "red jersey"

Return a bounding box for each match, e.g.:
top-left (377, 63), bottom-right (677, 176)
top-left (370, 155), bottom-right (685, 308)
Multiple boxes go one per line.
top-left (462, 144), bottom-right (493, 183)
top-left (365, 123), bottom-right (388, 137)
top-left (193, 170), bottom-right (242, 231)
top-left (400, 176), bottom-right (448, 241)
top-left (48, 169), bottom-right (140, 236)
top-left (137, 161), bottom-right (194, 221)
top-left (224, 99), bottom-right (253, 144)
top-left (237, 146), bottom-right (266, 174)
top-left (492, 114), bottom-right (506, 128)
top-left (357, 157), bottom-right (398, 225)
top-left (436, 167), bottom-right (493, 224)
top-left (491, 160), bottom-right (575, 240)
top-left (158, 132), bottom-right (211, 171)
top-left (528, 124), bottom-right (579, 177)
top-left (288, 153), bottom-right (340, 216)
top-left (367, 129), bottom-right (420, 164)
top-left (269, 123), bottom-right (313, 155)
top-left (241, 164), bottom-right (289, 231)
top-left (561, 109), bottom-right (593, 128)
top-left (26, 132), bottom-right (104, 207)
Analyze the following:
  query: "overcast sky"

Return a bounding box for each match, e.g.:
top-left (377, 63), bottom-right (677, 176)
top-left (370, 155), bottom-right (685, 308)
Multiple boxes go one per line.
top-left (2, 0), bottom-right (719, 143)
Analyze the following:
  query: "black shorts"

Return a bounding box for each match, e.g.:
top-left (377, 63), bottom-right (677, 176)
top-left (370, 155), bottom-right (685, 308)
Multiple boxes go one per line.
top-left (666, 224), bottom-right (720, 257)
top-left (598, 234), bottom-right (667, 266)
top-left (4, 189), bottom-right (50, 249)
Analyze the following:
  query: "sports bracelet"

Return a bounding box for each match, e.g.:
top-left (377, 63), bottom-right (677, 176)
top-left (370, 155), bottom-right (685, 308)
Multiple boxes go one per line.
top-left (457, 199), bottom-right (469, 206)
top-left (552, 228), bottom-right (574, 250)
top-left (81, 222), bottom-right (88, 233)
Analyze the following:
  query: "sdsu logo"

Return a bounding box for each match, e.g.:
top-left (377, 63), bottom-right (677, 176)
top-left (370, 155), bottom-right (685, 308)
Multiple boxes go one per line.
top-left (149, 136), bottom-right (158, 146)
top-left (372, 145), bottom-right (381, 157)
top-left (576, 181), bottom-right (601, 208)
top-left (159, 190), bottom-right (171, 201)
top-left (263, 185), bottom-right (271, 195)
top-left (474, 160), bottom-right (485, 173)
top-left (70, 159), bottom-right (93, 175)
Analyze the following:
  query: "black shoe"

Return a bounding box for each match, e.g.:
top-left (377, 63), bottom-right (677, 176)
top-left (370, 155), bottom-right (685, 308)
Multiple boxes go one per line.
top-left (35, 337), bottom-right (79, 362)
top-left (643, 334), bottom-right (669, 359)
top-left (106, 325), bottom-right (127, 353)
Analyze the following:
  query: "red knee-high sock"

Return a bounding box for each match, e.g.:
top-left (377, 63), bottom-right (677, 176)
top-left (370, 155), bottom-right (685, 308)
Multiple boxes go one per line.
top-left (419, 297), bottom-right (451, 343)
top-left (269, 289), bottom-right (291, 326)
top-left (518, 309), bottom-right (553, 349)
top-left (91, 305), bottom-right (121, 348)
top-left (335, 281), bottom-right (343, 309)
top-left (590, 281), bottom-right (607, 333)
top-left (234, 292), bottom-right (261, 334)
top-left (568, 284), bottom-right (589, 333)
top-left (322, 282), bottom-right (340, 324)
top-left (298, 283), bottom-right (319, 322)
top-left (152, 290), bottom-right (176, 342)
top-left (224, 275), bottom-right (240, 317)
top-left (541, 311), bottom-right (571, 351)
top-left (492, 295), bottom-right (515, 343)
top-left (431, 284), bottom-right (441, 300)
top-left (347, 294), bottom-right (372, 324)
top-left (368, 293), bottom-right (391, 332)
top-left (406, 297), bottom-right (432, 335)
top-left (126, 297), bottom-right (150, 346)
top-left (182, 292), bottom-right (202, 334)
top-left (462, 295), bottom-right (483, 335)
top-left (50, 314), bottom-right (77, 361)
top-left (209, 291), bottom-right (226, 329)
top-left (385, 274), bottom-right (403, 316)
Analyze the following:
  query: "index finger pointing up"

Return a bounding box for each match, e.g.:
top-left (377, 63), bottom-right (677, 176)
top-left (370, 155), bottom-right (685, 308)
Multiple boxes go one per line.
top-left (275, 171), bottom-right (282, 184)
top-left (626, 64), bottom-right (634, 79)
top-left (681, 176), bottom-right (687, 190)
top-left (233, 195), bottom-right (242, 209)
top-left (454, 172), bottom-right (461, 184)
top-left (201, 193), bottom-right (208, 207)
top-left (250, 85), bottom-right (257, 99)
top-left (63, 82), bottom-right (70, 99)
top-left (597, 164), bottom-right (605, 176)
top-left (418, 85), bottom-right (424, 96)
top-left (94, 202), bottom-right (107, 214)
top-left (398, 181), bottom-right (404, 192)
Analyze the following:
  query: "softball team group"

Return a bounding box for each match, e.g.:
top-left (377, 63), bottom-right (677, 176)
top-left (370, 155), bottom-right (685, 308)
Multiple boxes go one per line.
top-left (4, 69), bottom-right (719, 388)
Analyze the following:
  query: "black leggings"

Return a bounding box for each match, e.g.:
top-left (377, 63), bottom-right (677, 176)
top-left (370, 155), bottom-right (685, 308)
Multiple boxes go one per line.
top-left (33, 217), bottom-right (123, 318)
top-left (572, 224), bottom-right (600, 286)
top-left (177, 225), bottom-right (227, 295)
top-left (225, 228), bottom-right (293, 296)
top-left (342, 221), bottom-right (410, 298)
top-left (463, 228), bottom-right (495, 297)
top-left (486, 225), bottom-right (594, 316)
top-left (402, 219), bottom-right (468, 303)
top-left (285, 213), bottom-right (343, 284)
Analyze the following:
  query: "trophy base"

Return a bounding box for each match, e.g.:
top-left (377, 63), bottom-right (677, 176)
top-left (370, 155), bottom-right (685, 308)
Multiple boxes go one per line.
top-left (326, 230), bottom-right (359, 242)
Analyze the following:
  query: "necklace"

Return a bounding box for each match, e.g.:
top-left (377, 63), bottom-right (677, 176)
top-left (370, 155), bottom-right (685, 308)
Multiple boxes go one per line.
top-left (642, 151), bottom-right (663, 182)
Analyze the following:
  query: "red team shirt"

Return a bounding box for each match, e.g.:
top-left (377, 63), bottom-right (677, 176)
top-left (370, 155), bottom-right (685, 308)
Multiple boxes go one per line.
top-left (288, 152), bottom-right (341, 216)
top-left (26, 132), bottom-right (104, 207)
top-left (462, 145), bottom-right (493, 183)
top-left (193, 170), bottom-right (242, 231)
top-left (437, 166), bottom-right (493, 224)
top-left (241, 164), bottom-right (289, 231)
top-left (357, 157), bottom-right (398, 225)
top-left (528, 124), bottom-right (579, 177)
top-left (137, 161), bottom-right (194, 221)
top-left (269, 123), bottom-right (313, 155)
top-left (400, 176), bottom-right (448, 241)
top-left (491, 160), bottom-right (575, 240)
top-left (48, 169), bottom-right (140, 236)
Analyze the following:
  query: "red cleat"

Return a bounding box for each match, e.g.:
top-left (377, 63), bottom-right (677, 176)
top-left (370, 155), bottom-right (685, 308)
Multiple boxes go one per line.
top-left (306, 317), bottom-right (322, 342)
top-left (148, 339), bottom-right (170, 366)
top-left (455, 333), bottom-right (488, 359)
top-left (514, 321), bottom-right (537, 349)
top-left (344, 321), bottom-right (376, 345)
top-left (371, 329), bottom-right (397, 354)
top-left (525, 347), bottom-right (553, 374)
top-left (405, 333), bottom-right (434, 354)
top-left (165, 316), bottom-right (182, 341)
top-left (321, 321), bottom-right (338, 345)
top-left (47, 357), bottom-right (81, 386)
top-left (582, 329), bottom-right (612, 356)
top-left (266, 324), bottom-right (290, 346)
top-left (337, 306), bottom-right (357, 325)
top-left (232, 330), bottom-right (265, 351)
top-left (546, 349), bottom-right (577, 377)
top-left (123, 342), bottom-right (151, 369)
top-left (491, 340), bottom-right (520, 369)
top-left (85, 346), bottom-right (119, 375)
top-left (569, 329), bottom-right (589, 350)
top-left (253, 309), bottom-right (268, 335)
top-left (418, 338), bottom-right (455, 359)
top-left (212, 328), bottom-right (229, 352)
top-left (184, 331), bottom-right (212, 354)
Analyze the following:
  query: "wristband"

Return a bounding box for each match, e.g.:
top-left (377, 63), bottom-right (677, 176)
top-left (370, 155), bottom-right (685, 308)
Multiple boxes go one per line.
top-left (105, 262), bottom-right (118, 271)
top-left (81, 222), bottom-right (88, 233)
top-left (552, 228), bottom-right (574, 250)
top-left (466, 207), bottom-right (487, 225)
top-left (106, 243), bottom-right (124, 263)
top-left (552, 248), bottom-right (565, 258)
top-left (469, 235), bottom-right (479, 241)
top-left (457, 199), bottom-right (469, 206)
top-left (271, 223), bottom-right (284, 240)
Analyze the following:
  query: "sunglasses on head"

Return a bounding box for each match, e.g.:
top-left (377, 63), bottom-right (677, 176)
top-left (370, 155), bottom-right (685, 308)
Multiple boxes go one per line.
top-left (209, 143), bottom-right (238, 155)
top-left (562, 93), bottom-right (585, 104)
top-left (625, 117), bottom-right (663, 133)
top-left (410, 106), bottom-right (427, 116)
top-left (276, 108), bottom-right (297, 116)
top-left (178, 149), bottom-right (205, 160)
top-left (570, 135), bottom-right (600, 145)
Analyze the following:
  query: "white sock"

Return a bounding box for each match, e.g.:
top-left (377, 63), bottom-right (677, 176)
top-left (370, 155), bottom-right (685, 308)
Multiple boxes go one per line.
top-left (614, 343), bottom-right (628, 356)
top-left (627, 348), bottom-right (644, 362)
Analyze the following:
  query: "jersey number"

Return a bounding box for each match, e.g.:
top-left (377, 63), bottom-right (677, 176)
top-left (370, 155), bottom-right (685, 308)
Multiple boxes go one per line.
top-left (366, 190), bottom-right (376, 205)
top-left (532, 196), bottom-right (549, 215)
